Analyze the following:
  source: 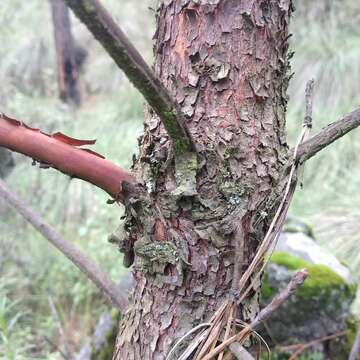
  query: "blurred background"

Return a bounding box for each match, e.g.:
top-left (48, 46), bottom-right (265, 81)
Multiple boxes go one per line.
top-left (0, 0), bottom-right (359, 358)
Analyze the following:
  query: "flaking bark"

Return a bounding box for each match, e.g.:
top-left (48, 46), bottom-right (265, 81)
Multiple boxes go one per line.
top-left (113, 1), bottom-right (294, 358)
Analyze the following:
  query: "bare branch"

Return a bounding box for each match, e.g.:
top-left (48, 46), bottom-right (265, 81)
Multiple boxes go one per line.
top-left (63, 0), bottom-right (194, 156)
top-left (295, 107), bottom-right (360, 164)
top-left (0, 113), bottom-right (135, 201)
top-left (349, 326), bottom-right (360, 360)
top-left (0, 178), bottom-right (128, 312)
top-left (251, 269), bottom-right (309, 329)
top-left (279, 331), bottom-right (347, 360)
top-left (304, 79), bottom-right (315, 128)
top-left (229, 343), bottom-right (254, 360)
top-left (201, 270), bottom-right (309, 360)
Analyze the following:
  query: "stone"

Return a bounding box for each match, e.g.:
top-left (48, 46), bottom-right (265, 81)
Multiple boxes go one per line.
top-left (276, 231), bottom-right (352, 283)
top-left (260, 249), bottom-right (356, 358)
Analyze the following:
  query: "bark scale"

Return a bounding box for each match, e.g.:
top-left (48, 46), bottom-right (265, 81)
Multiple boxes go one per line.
top-left (114, 1), bottom-right (293, 358)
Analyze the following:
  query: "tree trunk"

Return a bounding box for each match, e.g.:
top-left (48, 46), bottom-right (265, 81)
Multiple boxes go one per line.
top-left (114, 1), bottom-right (293, 358)
top-left (51, 0), bottom-right (81, 106)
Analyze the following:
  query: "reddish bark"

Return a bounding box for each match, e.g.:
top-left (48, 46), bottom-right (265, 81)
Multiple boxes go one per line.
top-left (114, 1), bottom-right (293, 358)
top-left (0, 113), bottom-right (134, 199)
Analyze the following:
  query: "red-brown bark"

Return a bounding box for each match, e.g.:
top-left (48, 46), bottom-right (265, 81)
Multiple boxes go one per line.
top-left (0, 113), bottom-right (135, 199)
top-left (114, 1), bottom-right (293, 358)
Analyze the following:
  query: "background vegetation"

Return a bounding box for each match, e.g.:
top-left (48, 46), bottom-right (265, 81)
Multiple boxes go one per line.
top-left (0, 0), bottom-right (359, 358)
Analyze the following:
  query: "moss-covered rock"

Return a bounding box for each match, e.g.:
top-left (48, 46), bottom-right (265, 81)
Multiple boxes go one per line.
top-left (283, 216), bottom-right (315, 238)
top-left (260, 252), bottom-right (357, 359)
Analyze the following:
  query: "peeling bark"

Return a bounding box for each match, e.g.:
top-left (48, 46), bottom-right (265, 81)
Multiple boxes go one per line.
top-left (114, 1), bottom-right (293, 358)
top-left (0, 114), bottom-right (134, 200)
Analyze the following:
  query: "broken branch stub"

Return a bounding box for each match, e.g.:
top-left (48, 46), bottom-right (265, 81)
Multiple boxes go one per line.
top-left (295, 107), bottom-right (360, 164)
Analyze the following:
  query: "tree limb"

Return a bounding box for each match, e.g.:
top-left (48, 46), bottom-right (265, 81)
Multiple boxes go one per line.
top-left (0, 113), bottom-right (135, 201)
top-left (0, 178), bottom-right (128, 311)
top-left (251, 269), bottom-right (309, 329)
top-left (295, 107), bottom-right (360, 163)
top-left (63, 0), bottom-right (194, 156)
top-left (228, 343), bottom-right (254, 360)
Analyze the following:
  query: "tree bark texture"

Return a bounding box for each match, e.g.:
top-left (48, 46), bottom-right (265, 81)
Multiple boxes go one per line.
top-left (51, 0), bottom-right (81, 106)
top-left (114, 1), bottom-right (293, 358)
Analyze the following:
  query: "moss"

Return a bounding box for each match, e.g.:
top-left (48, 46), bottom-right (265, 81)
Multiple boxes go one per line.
top-left (269, 252), bottom-right (353, 298)
top-left (261, 273), bottom-right (277, 299)
top-left (261, 252), bottom-right (356, 302)
top-left (162, 111), bottom-right (191, 156)
top-left (283, 217), bottom-right (315, 238)
top-left (343, 317), bottom-right (360, 354)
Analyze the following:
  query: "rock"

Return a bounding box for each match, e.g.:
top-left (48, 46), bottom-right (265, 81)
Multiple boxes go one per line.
top-left (276, 231), bottom-right (352, 283)
top-left (260, 250), bottom-right (356, 359)
top-left (283, 215), bottom-right (315, 238)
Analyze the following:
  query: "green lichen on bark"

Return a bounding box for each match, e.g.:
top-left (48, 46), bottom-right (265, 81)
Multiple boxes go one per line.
top-left (173, 151), bottom-right (198, 197)
top-left (135, 241), bottom-right (180, 265)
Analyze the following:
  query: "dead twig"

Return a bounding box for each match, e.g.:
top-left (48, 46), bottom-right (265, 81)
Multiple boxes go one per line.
top-left (279, 331), bottom-right (347, 360)
top-left (229, 343), bottom-right (255, 360)
top-left (201, 270), bottom-right (309, 360)
top-left (295, 107), bottom-right (360, 164)
top-left (0, 179), bottom-right (128, 311)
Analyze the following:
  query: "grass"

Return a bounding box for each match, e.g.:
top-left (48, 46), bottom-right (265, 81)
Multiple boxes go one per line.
top-left (0, 0), bottom-right (360, 358)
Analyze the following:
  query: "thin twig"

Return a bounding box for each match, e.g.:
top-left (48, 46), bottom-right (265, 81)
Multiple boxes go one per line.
top-left (251, 269), bottom-right (308, 329)
top-left (0, 179), bottom-right (128, 311)
top-left (298, 79), bottom-right (315, 187)
top-left (236, 79), bottom-right (315, 306)
top-left (165, 323), bottom-right (211, 360)
top-left (201, 270), bottom-right (309, 360)
top-left (349, 326), bottom-right (360, 360)
top-left (229, 343), bottom-right (255, 360)
top-left (304, 79), bottom-right (315, 128)
top-left (218, 305), bottom-right (235, 360)
top-left (280, 331), bottom-right (347, 360)
top-left (63, 0), bottom-right (194, 156)
top-left (296, 107), bottom-right (360, 164)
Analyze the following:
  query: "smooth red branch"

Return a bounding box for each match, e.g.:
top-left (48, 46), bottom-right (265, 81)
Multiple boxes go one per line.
top-left (0, 113), bottom-right (135, 200)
